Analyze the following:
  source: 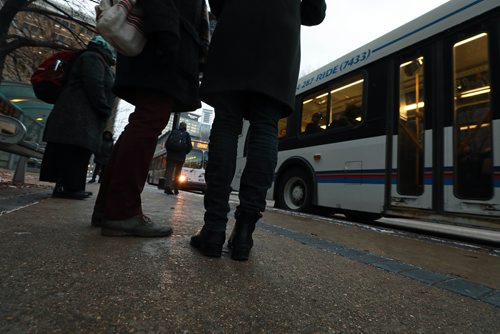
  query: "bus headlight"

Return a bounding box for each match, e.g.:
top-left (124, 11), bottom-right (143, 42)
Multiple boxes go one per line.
top-left (178, 174), bottom-right (187, 183)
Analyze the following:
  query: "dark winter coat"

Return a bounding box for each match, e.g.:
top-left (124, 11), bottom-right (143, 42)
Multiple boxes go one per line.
top-left (166, 129), bottom-right (193, 162)
top-left (43, 46), bottom-right (115, 153)
top-left (200, 0), bottom-right (327, 116)
top-left (113, 0), bottom-right (205, 112)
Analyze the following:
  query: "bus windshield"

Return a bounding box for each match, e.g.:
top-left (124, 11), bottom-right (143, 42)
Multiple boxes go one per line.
top-left (184, 149), bottom-right (204, 169)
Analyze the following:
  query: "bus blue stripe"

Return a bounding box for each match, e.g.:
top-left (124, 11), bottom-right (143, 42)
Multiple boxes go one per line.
top-left (319, 177), bottom-right (384, 185)
top-left (372, 0), bottom-right (485, 53)
top-left (316, 165), bottom-right (500, 187)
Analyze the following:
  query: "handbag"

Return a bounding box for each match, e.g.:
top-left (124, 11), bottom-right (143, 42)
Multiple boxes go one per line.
top-left (95, 0), bottom-right (146, 57)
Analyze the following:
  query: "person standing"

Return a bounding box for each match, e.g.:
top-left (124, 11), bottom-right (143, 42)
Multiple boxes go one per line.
top-left (89, 130), bottom-right (114, 183)
top-left (91, 0), bottom-right (208, 237)
top-left (40, 36), bottom-right (115, 200)
top-left (164, 122), bottom-right (193, 195)
top-left (191, 0), bottom-right (327, 260)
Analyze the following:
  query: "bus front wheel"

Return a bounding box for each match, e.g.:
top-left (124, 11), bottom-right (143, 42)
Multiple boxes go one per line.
top-left (276, 168), bottom-right (313, 213)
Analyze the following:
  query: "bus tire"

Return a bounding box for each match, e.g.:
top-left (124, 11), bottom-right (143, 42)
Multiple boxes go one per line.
top-left (276, 167), bottom-right (313, 213)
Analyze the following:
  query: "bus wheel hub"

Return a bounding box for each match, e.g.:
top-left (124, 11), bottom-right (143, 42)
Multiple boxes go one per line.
top-left (292, 186), bottom-right (304, 202)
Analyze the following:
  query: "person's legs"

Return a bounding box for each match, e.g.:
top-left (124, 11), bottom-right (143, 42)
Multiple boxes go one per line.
top-left (59, 145), bottom-right (92, 192)
top-left (40, 142), bottom-right (63, 183)
top-left (229, 94), bottom-right (283, 260)
top-left (50, 144), bottom-right (92, 200)
top-left (92, 137), bottom-right (120, 224)
top-left (203, 94), bottom-right (245, 231)
top-left (164, 160), bottom-right (176, 194)
top-left (237, 95), bottom-right (282, 215)
top-left (97, 164), bottom-right (106, 183)
top-left (90, 163), bottom-right (101, 182)
top-left (191, 93), bottom-right (245, 257)
top-left (93, 90), bottom-right (172, 221)
top-left (172, 160), bottom-right (184, 194)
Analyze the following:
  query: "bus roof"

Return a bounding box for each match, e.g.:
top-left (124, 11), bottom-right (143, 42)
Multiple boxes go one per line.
top-left (296, 0), bottom-right (499, 96)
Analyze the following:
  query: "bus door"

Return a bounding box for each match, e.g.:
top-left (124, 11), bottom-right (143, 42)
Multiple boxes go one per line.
top-left (391, 55), bottom-right (433, 210)
top-left (443, 31), bottom-right (500, 217)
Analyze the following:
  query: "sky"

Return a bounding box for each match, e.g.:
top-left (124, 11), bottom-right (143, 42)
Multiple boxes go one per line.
top-left (299, 0), bottom-right (450, 75)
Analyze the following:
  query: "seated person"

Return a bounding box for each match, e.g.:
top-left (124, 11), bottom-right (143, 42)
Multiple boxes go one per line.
top-left (304, 112), bottom-right (324, 134)
top-left (330, 104), bottom-right (362, 128)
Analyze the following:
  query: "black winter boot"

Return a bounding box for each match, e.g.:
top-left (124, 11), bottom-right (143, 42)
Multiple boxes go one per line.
top-left (228, 211), bottom-right (261, 261)
top-left (190, 227), bottom-right (226, 258)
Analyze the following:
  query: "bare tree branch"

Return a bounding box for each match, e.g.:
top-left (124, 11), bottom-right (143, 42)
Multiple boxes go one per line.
top-left (0, 0), bottom-right (98, 82)
top-left (21, 7), bottom-right (96, 29)
top-left (3, 35), bottom-right (77, 53)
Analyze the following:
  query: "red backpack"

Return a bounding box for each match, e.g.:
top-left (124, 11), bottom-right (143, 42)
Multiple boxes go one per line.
top-left (30, 50), bottom-right (83, 104)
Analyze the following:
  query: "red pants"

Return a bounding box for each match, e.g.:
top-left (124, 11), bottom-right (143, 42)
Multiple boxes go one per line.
top-left (95, 91), bottom-right (172, 220)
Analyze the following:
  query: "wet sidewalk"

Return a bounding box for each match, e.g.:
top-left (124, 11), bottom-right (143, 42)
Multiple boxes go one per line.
top-left (0, 182), bottom-right (499, 333)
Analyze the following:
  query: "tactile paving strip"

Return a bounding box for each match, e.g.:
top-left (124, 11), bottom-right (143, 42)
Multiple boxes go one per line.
top-left (259, 222), bottom-right (500, 308)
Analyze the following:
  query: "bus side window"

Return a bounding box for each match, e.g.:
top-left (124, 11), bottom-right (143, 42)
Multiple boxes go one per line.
top-left (278, 118), bottom-right (288, 138)
top-left (397, 57), bottom-right (425, 196)
top-left (328, 74), bottom-right (365, 130)
top-left (301, 89), bottom-right (329, 135)
top-left (453, 32), bottom-right (493, 200)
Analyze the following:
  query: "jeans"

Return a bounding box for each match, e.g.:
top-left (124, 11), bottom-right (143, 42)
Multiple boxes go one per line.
top-left (94, 90), bottom-right (172, 220)
top-left (165, 160), bottom-right (184, 192)
top-left (91, 162), bottom-right (103, 181)
top-left (203, 92), bottom-right (283, 231)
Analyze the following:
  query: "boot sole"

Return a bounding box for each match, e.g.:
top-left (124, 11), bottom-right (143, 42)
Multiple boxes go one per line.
top-left (230, 247), bottom-right (251, 261)
top-left (101, 228), bottom-right (173, 237)
top-left (190, 240), bottom-right (222, 258)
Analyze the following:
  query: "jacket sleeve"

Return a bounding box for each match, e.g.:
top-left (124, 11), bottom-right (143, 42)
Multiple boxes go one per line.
top-left (208, 0), bottom-right (224, 17)
top-left (301, 0), bottom-right (327, 26)
top-left (185, 133), bottom-right (193, 154)
top-left (79, 53), bottom-right (113, 117)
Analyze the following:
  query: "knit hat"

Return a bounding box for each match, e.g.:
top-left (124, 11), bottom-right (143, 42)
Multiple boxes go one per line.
top-left (88, 35), bottom-right (116, 63)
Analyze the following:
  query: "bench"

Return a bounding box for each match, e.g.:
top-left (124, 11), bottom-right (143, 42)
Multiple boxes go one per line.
top-left (0, 114), bottom-right (44, 183)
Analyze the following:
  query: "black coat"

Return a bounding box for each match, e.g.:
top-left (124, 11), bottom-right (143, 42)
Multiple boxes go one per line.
top-left (200, 0), bottom-right (327, 116)
top-left (43, 46), bottom-right (115, 153)
top-left (94, 138), bottom-right (114, 165)
top-left (113, 0), bottom-right (204, 112)
top-left (166, 129), bottom-right (193, 162)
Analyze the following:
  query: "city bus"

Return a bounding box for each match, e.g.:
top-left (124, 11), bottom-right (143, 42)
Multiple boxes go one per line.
top-left (232, 0), bottom-right (500, 232)
top-left (149, 139), bottom-right (209, 192)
